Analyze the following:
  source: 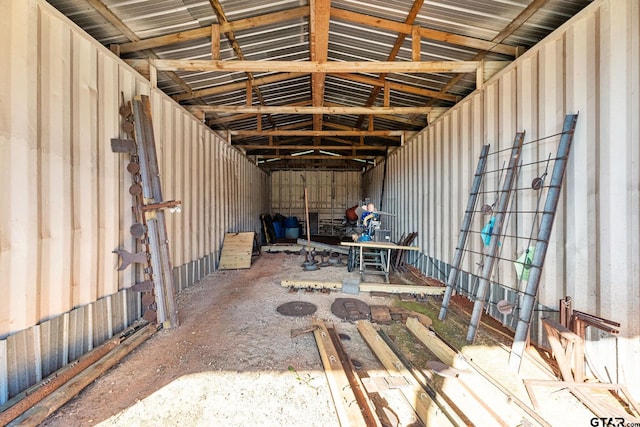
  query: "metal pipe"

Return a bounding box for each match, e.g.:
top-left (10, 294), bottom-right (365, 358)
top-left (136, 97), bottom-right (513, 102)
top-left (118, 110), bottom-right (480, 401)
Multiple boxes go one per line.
top-left (0, 322), bottom-right (151, 426)
top-left (439, 144), bottom-right (490, 320)
top-left (509, 114), bottom-right (578, 371)
top-left (467, 134), bottom-right (524, 343)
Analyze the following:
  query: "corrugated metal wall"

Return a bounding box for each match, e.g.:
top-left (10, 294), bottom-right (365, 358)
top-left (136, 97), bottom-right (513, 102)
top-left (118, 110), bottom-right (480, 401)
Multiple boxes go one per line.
top-left (364, 0), bottom-right (640, 398)
top-left (0, 0), bottom-right (269, 403)
top-left (270, 171), bottom-right (362, 235)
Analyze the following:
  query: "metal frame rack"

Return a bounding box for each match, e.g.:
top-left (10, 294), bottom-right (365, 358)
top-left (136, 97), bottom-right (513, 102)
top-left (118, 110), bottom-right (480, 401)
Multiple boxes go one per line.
top-left (438, 114), bottom-right (579, 372)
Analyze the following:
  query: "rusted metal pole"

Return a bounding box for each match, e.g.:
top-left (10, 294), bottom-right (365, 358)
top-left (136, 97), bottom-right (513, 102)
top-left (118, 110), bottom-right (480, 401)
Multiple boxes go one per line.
top-left (8, 323), bottom-right (158, 426)
top-left (0, 339), bottom-right (119, 426)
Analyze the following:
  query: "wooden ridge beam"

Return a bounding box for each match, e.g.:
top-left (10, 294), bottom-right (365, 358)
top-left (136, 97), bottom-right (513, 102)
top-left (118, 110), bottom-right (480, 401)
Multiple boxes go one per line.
top-left (143, 59), bottom-right (507, 74)
top-left (229, 129), bottom-right (403, 136)
top-left (258, 154), bottom-right (376, 160)
top-left (118, 6), bottom-right (310, 53)
top-left (330, 7), bottom-right (518, 57)
top-left (189, 105), bottom-right (431, 115)
top-left (237, 144), bottom-right (390, 151)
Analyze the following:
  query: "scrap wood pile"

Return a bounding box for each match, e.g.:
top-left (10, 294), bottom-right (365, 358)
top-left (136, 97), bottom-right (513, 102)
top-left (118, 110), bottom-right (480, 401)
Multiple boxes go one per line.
top-left (294, 304), bottom-right (550, 427)
top-left (391, 232), bottom-right (418, 272)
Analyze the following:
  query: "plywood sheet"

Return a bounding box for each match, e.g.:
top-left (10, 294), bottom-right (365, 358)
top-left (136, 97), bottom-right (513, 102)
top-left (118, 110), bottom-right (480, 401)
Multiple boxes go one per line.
top-left (218, 232), bottom-right (254, 270)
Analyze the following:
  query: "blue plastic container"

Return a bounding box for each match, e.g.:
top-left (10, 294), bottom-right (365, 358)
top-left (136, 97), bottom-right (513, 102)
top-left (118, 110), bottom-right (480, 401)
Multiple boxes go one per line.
top-left (283, 216), bottom-right (298, 228)
top-left (272, 221), bottom-right (284, 239)
top-left (284, 227), bottom-right (299, 239)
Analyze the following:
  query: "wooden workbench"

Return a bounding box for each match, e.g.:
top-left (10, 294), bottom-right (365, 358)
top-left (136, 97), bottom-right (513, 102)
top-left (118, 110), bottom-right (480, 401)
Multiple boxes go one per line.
top-left (340, 241), bottom-right (420, 282)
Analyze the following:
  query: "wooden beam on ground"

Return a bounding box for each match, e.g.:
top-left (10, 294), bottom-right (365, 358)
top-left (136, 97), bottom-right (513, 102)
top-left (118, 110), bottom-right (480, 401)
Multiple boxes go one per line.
top-left (312, 318), bottom-right (369, 427)
top-left (146, 59), bottom-right (506, 74)
top-left (8, 323), bottom-right (158, 426)
top-left (359, 283), bottom-right (446, 295)
top-left (330, 7), bottom-right (518, 56)
top-left (118, 6), bottom-right (310, 53)
top-left (406, 316), bottom-right (459, 366)
top-left (326, 326), bottom-right (383, 427)
top-left (281, 279), bottom-right (343, 289)
top-left (408, 317), bottom-right (552, 426)
top-left (357, 320), bottom-right (455, 427)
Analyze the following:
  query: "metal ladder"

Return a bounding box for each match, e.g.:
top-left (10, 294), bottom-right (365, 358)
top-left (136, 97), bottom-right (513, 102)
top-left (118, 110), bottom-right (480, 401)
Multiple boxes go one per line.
top-left (439, 144), bottom-right (490, 321)
top-left (509, 113), bottom-right (578, 371)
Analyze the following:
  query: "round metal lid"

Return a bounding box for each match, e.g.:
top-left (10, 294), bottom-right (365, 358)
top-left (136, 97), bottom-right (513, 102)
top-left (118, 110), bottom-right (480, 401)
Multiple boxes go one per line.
top-left (276, 301), bottom-right (318, 316)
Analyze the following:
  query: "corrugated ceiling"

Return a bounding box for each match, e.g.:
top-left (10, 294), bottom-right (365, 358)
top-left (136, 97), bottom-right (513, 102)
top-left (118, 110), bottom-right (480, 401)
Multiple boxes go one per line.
top-left (45, 0), bottom-right (591, 171)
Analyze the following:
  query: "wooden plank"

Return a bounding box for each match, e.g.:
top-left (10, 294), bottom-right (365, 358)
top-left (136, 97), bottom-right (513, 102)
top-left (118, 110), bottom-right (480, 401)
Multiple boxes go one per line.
top-left (370, 306), bottom-right (392, 325)
top-left (406, 317), bottom-right (459, 367)
top-left (330, 7), bottom-right (518, 56)
top-left (218, 232), bottom-right (255, 269)
top-left (280, 280), bottom-right (342, 289)
top-left (340, 241), bottom-right (421, 250)
top-left (356, 321), bottom-right (455, 427)
top-left (358, 283), bottom-right (445, 295)
top-left (149, 59), bottom-right (503, 74)
top-left (312, 318), bottom-right (368, 427)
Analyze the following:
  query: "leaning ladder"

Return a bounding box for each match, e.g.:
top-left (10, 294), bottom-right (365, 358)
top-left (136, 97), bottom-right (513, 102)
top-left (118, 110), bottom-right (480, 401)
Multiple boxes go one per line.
top-left (467, 132), bottom-right (525, 343)
top-left (439, 144), bottom-right (490, 321)
top-left (509, 113), bottom-right (579, 371)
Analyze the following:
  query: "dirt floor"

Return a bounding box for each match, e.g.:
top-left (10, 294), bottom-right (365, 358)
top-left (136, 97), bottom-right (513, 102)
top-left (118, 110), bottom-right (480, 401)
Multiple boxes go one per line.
top-left (38, 249), bottom-right (631, 426)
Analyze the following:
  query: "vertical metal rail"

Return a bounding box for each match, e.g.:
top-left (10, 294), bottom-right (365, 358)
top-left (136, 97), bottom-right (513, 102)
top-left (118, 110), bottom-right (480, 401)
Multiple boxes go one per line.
top-left (439, 144), bottom-right (490, 321)
top-left (467, 133), bottom-right (525, 343)
top-left (509, 114), bottom-right (578, 371)
top-left (132, 96), bottom-right (179, 328)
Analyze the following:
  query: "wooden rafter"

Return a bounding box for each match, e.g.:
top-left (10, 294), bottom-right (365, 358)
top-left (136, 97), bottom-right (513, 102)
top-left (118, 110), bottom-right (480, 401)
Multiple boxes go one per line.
top-left (118, 6), bottom-right (310, 54)
top-left (354, 0), bottom-right (424, 129)
top-left (427, 0), bottom-right (547, 107)
top-left (115, 5), bottom-right (516, 58)
top-left (174, 72), bottom-right (308, 102)
top-left (208, 0), bottom-right (277, 130)
top-left (329, 73), bottom-right (457, 102)
top-left (141, 59), bottom-right (507, 74)
top-left (310, 0), bottom-right (331, 145)
top-left (84, 0), bottom-right (201, 101)
top-left (330, 7), bottom-right (518, 56)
